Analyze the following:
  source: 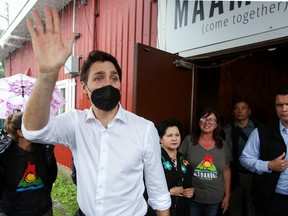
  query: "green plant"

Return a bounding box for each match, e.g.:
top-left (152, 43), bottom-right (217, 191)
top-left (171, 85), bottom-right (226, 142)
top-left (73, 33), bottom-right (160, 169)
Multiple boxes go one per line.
top-left (0, 59), bottom-right (4, 78)
top-left (51, 174), bottom-right (78, 216)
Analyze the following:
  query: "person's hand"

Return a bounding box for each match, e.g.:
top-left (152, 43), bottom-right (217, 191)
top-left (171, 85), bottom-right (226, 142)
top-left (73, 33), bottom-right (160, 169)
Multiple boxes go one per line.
top-left (221, 194), bottom-right (230, 214)
top-left (26, 7), bottom-right (75, 80)
top-left (169, 186), bottom-right (184, 197)
top-left (268, 152), bottom-right (288, 172)
top-left (182, 187), bottom-right (194, 198)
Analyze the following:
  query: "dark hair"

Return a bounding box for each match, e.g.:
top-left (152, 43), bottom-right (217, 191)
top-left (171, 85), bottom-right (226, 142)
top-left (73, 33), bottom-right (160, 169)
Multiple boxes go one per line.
top-left (157, 119), bottom-right (183, 139)
top-left (4, 112), bottom-right (23, 142)
top-left (80, 50), bottom-right (122, 83)
top-left (193, 108), bottom-right (223, 149)
top-left (232, 98), bottom-right (250, 109)
top-left (276, 87), bottom-right (288, 96)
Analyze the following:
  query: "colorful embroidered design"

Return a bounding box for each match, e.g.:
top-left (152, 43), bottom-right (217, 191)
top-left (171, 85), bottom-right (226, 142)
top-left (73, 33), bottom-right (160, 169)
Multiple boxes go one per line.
top-left (16, 161), bottom-right (44, 192)
top-left (193, 154), bottom-right (218, 180)
top-left (162, 156), bottom-right (173, 170)
top-left (163, 160), bottom-right (173, 170)
top-left (161, 155), bottom-right (190, 173)
top-left (180, 156), bottom-right (189, 173)
top-left (182, 159), bottom-right (189, 166)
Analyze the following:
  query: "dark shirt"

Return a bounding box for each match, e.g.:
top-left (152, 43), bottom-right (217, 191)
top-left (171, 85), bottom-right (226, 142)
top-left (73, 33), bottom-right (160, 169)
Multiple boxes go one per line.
top-left (0, 141), bottom-right (57, 216)
top-left (161, 148), bottom-right (193, 209)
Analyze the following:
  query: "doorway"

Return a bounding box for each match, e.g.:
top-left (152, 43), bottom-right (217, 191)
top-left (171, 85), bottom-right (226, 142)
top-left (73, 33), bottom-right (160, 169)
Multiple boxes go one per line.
top-left (194, 44), bottom-right (288, 128)
top-left (134, 43), bottom-right (288, 136)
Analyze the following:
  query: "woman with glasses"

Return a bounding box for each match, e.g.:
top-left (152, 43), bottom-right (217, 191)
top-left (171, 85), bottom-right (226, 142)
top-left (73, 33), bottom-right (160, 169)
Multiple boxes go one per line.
top-left (179, 108), bottom-right (231, 216)
top-left (156, 119), bottom-right (194, 216)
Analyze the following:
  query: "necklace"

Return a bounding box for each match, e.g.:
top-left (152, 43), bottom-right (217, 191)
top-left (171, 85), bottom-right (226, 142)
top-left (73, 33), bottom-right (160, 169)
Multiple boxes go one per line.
top-left (171, 158), bottom-right (177, 170)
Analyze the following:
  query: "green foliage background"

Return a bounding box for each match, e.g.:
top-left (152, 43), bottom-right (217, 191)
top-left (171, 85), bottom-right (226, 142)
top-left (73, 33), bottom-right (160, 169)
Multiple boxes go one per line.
top-left (0, 59), bottom-right (4, 78)
top-left (51, 174), bottom-right (79, 216)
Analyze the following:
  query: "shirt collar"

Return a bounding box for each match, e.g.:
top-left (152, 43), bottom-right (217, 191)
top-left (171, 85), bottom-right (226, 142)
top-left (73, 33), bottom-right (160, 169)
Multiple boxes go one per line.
top-left (234, 119), bottom-right (254, 128)
top-left (279, 120), bottom-right (288, 134)
top-left (113, 104), bottom-right (127, 124)
top-left (86, 104), bottom-right (127, 124)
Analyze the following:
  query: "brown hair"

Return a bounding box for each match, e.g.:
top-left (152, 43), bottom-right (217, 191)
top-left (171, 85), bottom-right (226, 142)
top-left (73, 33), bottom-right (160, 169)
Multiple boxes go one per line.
top-left (193, 108), bottom-right (223, 149)
top-left (4, 112), bottom-right (23, 142)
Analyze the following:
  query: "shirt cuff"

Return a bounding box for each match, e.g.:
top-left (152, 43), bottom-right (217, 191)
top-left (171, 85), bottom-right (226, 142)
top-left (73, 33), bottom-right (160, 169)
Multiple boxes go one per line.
top-left (263, 161), bottom-right (272, 173)
top-left (148, 192), bottom-right (171, 211)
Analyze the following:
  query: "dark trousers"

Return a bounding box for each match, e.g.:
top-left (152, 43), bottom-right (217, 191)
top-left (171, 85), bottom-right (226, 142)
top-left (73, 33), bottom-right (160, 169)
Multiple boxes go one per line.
top-left (42, 209), bottom-right (53, 216)
top-left (188, 200), bottom-right (220, 216)
top-left (74, 208), bottom-right (85, 216)
top-left (255, 193), bottom-right (288, 216)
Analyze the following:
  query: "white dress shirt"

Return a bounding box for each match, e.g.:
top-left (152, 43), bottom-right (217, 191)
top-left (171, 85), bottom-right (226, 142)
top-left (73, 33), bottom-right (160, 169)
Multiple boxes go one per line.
top-left (22, 105), bottom-right (171, 215)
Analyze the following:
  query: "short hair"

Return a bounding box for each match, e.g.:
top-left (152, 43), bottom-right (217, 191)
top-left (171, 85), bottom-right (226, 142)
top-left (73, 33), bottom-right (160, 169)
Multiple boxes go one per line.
top-left (157, 119), bottom-right (183, 139)
top-left (276, 87), bottom-right (288, 96)
top-left (80, 50), bottom-right (122, 83)
top-left (232, 98), bottom-right (250, 108)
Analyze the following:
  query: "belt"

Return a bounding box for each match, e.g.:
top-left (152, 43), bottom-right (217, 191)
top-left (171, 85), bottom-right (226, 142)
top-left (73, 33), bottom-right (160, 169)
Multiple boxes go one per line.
top-left (274, 193), bottom-right (288, 200)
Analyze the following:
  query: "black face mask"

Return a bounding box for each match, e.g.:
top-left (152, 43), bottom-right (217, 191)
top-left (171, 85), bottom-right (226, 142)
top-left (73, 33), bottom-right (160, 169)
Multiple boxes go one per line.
top-left (90, 85), bottom-right (121, 111)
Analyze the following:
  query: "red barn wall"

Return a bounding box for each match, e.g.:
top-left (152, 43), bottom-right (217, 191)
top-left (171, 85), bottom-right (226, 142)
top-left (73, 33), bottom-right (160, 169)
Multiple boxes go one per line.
top-left (94, 0), bottom-right (158, 110)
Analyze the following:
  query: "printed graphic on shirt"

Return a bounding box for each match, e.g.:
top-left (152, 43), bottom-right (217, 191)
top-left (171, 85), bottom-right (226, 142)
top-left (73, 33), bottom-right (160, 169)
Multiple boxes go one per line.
top-left (16, 161), bottom-right (44, 192)
top-left (193, 155), bottom-right (218, 180)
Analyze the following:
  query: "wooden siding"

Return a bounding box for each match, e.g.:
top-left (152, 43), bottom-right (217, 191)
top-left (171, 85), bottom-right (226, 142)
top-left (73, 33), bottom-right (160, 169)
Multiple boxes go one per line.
top-left (96, 0), bottom-right (158, 110)
top-left (4, 43), bottom-right (36, 77)
top-left (54, 145), bottom-right (73, 169)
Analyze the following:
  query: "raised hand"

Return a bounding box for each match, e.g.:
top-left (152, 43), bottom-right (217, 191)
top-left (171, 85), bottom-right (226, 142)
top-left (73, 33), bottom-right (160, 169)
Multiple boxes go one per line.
top-left (24, 7), bottom-right (75, 130)
top-left (26, 7), bottom-right (75, 81)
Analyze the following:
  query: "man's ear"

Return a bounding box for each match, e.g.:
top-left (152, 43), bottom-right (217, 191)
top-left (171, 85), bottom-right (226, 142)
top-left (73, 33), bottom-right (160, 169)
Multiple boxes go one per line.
top-left (81, 81), bottom-right (89, 98)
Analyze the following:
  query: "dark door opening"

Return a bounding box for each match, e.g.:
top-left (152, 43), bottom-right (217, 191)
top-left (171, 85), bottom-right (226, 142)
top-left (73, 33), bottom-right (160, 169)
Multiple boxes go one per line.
top-left (195, 44), bottom-right (288, 127)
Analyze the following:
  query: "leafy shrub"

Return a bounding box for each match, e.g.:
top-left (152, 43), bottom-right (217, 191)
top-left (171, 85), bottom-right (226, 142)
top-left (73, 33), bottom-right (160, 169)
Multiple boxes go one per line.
top-left (51, 174), bottom-right (78, 216)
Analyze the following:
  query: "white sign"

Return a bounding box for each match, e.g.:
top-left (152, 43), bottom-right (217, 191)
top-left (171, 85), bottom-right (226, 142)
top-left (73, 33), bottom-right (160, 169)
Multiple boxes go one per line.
top-left (158, 0), bottom-right (288, 57)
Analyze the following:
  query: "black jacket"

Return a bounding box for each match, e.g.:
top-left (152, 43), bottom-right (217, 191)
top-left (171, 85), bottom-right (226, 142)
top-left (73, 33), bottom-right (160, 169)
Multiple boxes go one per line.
top-left (0, 141), bottom-right (57, 216)
top-left (252, 120), bottom-right (286, 211)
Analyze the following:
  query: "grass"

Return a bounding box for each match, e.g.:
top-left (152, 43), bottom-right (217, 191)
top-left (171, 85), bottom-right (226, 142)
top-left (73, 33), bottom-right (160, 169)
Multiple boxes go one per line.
top-left (51, 174), bottom-right (79, 216)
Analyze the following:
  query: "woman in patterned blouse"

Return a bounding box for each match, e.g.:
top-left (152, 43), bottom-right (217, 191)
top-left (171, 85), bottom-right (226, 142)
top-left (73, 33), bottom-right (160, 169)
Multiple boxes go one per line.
top-left (157, 119), bottom-right (194, 216)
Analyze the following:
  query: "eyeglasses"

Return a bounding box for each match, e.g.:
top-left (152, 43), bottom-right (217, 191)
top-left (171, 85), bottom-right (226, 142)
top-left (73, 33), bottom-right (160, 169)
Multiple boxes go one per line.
top-left (200, 117), bottom-right (217, 124)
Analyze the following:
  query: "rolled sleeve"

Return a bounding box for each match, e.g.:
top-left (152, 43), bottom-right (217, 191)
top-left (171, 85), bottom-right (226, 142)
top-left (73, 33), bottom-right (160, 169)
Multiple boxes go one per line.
top-left (21, 120), bottom-right (51, 144)
top-left (240, 128), bottom-right (271, 174)
top-left (143, 124), bottom-right (171, 211)
top-left (22, 112), bottom-right (75, 147)
top-left (148, 193), bottom-right (171, 211)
